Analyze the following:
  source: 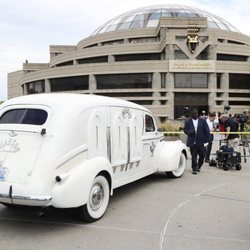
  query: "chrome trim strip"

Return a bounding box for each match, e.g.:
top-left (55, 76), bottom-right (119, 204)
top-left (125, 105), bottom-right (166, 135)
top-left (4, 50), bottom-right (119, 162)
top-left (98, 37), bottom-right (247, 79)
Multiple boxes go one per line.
top-left (127, 127), bottom-right (130, 165)
top-left (142, 136), bottom-right (164, 142)
top-left (107, 127), bottom-right (111, 163)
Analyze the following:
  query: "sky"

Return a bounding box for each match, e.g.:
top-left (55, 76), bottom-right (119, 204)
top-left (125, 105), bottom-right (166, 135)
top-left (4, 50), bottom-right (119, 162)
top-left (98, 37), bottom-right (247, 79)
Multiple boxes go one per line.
top-left (0, 0), bottom-right (249, 100)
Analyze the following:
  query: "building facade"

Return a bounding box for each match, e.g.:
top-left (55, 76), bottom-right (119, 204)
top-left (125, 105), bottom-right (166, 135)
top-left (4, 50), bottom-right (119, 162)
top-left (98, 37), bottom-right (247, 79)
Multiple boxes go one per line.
top-left (8, 5), bottom-right (250, 121)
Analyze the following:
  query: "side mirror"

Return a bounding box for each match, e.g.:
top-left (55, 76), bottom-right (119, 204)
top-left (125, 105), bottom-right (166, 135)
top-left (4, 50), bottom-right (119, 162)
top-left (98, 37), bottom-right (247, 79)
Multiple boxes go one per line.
top-left (157, 128), bottom-right (164, 132)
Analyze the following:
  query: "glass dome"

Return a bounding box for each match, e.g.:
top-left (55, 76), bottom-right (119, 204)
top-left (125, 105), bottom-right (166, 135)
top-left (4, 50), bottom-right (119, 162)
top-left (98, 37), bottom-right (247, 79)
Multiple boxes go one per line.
top-left (92, 4), bottom-right (239, 35)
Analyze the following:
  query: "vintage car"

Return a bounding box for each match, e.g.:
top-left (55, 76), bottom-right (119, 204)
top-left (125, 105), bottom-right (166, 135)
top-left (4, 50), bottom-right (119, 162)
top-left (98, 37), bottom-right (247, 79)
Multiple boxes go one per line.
top-left (0, 94), bottom-right (187, 222)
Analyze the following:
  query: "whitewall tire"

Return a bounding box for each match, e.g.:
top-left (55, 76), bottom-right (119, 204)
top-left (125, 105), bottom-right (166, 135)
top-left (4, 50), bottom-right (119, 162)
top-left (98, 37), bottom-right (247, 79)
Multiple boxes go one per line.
top-left (166, 152), bottom-right (186, 178)
top-left (79, 175), bottom-right (110, 222)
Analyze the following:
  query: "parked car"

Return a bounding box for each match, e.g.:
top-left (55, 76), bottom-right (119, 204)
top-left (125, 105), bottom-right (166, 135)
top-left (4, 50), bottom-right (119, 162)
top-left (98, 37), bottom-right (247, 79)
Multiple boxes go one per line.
top-left (0, 94), bottom-right (187, 222)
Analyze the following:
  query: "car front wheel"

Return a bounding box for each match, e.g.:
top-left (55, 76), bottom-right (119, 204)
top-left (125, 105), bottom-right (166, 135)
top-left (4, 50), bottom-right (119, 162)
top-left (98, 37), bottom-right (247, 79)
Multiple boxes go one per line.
top-left (166, 152), bottom-right (186, 178)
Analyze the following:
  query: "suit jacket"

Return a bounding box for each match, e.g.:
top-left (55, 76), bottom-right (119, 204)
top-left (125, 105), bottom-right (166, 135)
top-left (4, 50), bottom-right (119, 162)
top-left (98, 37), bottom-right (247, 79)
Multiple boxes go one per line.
top-left (184, 117), bottom-right (211, 147)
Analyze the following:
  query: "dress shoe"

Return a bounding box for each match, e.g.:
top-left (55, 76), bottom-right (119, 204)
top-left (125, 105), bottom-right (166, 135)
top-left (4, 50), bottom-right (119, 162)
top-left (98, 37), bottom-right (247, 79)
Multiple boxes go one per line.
top-left (192, 170), bottom-right (197, 175)
top-left (205, 160), bottom-right (210, 163)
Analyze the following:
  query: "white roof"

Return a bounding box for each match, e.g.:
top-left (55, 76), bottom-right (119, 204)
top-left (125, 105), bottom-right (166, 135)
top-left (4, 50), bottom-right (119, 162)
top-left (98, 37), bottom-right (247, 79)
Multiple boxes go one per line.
top-left (2, 93), bottom-right (149, 113)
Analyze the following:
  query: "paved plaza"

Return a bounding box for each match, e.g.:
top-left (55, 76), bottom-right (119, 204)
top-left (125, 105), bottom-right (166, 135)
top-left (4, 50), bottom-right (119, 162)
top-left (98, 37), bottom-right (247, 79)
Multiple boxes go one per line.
top-left (0, 138), bottom-right (249, 250)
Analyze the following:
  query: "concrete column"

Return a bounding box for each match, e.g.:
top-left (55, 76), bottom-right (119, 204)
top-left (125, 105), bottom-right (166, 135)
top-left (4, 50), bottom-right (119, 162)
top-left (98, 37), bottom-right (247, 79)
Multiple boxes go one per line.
top-left (220, 73), bottom-right (229, 89)
top-left (167, 91), bottom-right (174, 119)
top-left (152, 72), bottom-right (161, 105)
top-left (166, 72), bottom-right (175, 119)
top-left (89, 74), bottom-right (97, 92)
top-left (152, 72), bottom-right (161, 89)
top-left (45, 79), bottom-right (51, 93)
top-left (153, 93), bottom-right (160, 105)
top-left (207, 45), bottom-right (217, 60)
top-left (23, 83), bottom-right (28, 95)
top-left (73, 59), bottom-right (78, 65)
top-left (124, 38), bottom-right (129, 44)
top-left (208, 92), bottom-right (216, 112)
top-left (165, 44), bottom-right (175, 60)
top-left (208, 73), bottom-right (216, 111)
top-left (220, 73), bottom-right (229, 105)
top-left (108, 55), bottom-right (115, 63)
top-left (208, 73), bottom-right (216, 89)
top-left (166, 72), bottom-right (174, 89)
top-left (160, 27), bottom-right (167, 42)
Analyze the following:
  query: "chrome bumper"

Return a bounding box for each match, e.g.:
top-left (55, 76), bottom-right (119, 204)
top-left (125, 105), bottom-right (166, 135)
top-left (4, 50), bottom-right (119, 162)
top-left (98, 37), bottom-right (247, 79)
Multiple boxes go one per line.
top-left (0, 187), bottom-right (52, 206)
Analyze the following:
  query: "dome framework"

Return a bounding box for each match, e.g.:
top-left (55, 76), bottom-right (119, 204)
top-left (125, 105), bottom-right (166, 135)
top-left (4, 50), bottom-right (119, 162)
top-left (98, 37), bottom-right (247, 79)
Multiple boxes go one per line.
top-left (92, 5), bottom-right (239, 35)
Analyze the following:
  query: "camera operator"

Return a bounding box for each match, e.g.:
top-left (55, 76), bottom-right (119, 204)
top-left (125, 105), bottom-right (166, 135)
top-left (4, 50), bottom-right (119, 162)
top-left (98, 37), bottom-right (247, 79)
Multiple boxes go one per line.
top-left (221, 113), bottom-right (239, 151)
top-left (239, 111), bottom-right (248, 132)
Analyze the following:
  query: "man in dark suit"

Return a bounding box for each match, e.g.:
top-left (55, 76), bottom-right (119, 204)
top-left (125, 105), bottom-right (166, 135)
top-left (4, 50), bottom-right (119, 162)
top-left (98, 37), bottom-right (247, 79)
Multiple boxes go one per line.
top-left (184, 110), bottom-right (211, 175)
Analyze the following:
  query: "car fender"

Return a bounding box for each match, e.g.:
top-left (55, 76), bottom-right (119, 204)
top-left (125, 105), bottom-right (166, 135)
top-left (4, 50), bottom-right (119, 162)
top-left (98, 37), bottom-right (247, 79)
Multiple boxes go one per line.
top-left (156, 140), bottom-right (187, 172)
top-left (51, 157), bottom-right (113, 208)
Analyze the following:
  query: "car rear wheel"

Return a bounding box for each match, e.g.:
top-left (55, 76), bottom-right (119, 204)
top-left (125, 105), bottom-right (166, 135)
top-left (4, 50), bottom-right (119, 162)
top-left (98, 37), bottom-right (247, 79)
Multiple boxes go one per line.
top-left (166, 152), bottom-right (186, 178)
top-left (236, 164), bottom-right (241, 171)
top-left (79, 175), bottom-right (110, 222)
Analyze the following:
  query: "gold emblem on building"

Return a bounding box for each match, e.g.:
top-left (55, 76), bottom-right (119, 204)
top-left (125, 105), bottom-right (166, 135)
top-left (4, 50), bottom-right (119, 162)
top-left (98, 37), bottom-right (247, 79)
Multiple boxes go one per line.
top-left (187, 25), bottom-right (199, 53)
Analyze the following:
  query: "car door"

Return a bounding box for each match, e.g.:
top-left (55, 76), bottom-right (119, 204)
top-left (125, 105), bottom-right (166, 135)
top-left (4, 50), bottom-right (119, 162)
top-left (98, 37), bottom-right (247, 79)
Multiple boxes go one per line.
top-left (0, 106), bottom-right (49, 184)
top-left (110, 107), bottom-right (143, 187)
top-left (141, 113), bottom-right (158, 172)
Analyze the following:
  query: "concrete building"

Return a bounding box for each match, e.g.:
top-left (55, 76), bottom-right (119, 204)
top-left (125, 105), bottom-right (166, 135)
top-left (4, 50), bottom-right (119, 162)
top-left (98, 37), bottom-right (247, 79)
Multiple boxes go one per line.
top-left (8, 4), bottom-right (250, 121)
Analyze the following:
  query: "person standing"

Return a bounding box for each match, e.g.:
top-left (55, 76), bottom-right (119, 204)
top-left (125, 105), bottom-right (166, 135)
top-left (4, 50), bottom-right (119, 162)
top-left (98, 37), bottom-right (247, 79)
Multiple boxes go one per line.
top-left (221, 113), bottom-right (239, 151)
top-left (184, 110), bottom-right (211, 175)
top-left (205, 112), bottom-right (216, 163)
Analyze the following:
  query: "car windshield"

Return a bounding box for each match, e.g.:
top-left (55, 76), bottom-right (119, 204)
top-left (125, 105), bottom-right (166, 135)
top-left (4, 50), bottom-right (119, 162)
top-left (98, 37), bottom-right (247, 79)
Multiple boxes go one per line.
top-left (0, 108), bottom-right (48, 125)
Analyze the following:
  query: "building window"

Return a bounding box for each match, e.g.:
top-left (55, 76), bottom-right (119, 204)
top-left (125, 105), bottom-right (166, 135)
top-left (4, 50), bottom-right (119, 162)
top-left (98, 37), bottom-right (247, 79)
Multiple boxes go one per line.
top-left (229, 74), bottom-right (250, 89)
top-left (96, 92), bottom-right (153, 97)
top-left (174, 93), bottom-right (208, 119)
top-left (227, 40), bottom-right (245, 45)
top-left (217, 54), bottom-right (247, 61)
top-left (96, 73), bottom-right (152, 89)
top-left (129, 37), bottom-right (158, 43)
top-left (115, 53), bottom-right (161, 61)
top-left (50, 76), bottom-right (89, 92)
top-left (161, 73), bottom-right (166, 88)
top-left (27, 80), bottom-right (45, 94)
top-left (217, 73), bottom-right (222, 89)
top-left (175, 73), bottom-right (208, 88)
top-left (174, 49), bottom-right (189, 59)
top-left (131, 100), bottom-right (153, 105)
top-left (229, 93), bottom-right (250, 98)
top-left (229, 101), bottom-right (250, 106)
top-left (196, 48), bottom-right (208, 60)
top-left (102, 40), bottom-right (123, 46)
top-left (78, 56), bottom-right (108, 64)
top-left (56, 61), bottom-right (73, 67)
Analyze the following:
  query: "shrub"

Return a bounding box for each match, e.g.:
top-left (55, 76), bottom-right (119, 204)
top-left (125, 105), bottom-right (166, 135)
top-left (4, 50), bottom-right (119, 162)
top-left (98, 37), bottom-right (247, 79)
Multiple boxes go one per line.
top-left (159, 120), bottom-right (184, 136)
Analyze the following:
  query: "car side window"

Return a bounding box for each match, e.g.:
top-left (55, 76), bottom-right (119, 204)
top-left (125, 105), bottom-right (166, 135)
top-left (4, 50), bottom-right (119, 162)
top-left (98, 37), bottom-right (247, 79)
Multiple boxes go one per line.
top-left (145, 114), bottom-right (155, 132)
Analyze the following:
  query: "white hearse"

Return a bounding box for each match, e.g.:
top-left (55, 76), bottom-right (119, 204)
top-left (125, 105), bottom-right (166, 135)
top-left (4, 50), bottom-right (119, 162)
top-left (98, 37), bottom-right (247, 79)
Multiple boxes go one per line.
top-left (0, 94), bottom-right (187, 222)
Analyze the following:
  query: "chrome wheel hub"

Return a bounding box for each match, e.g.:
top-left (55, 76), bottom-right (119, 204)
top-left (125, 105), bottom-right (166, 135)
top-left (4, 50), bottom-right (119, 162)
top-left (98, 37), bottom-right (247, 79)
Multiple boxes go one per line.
top-left (90, 184), bottom-right (104, 211)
